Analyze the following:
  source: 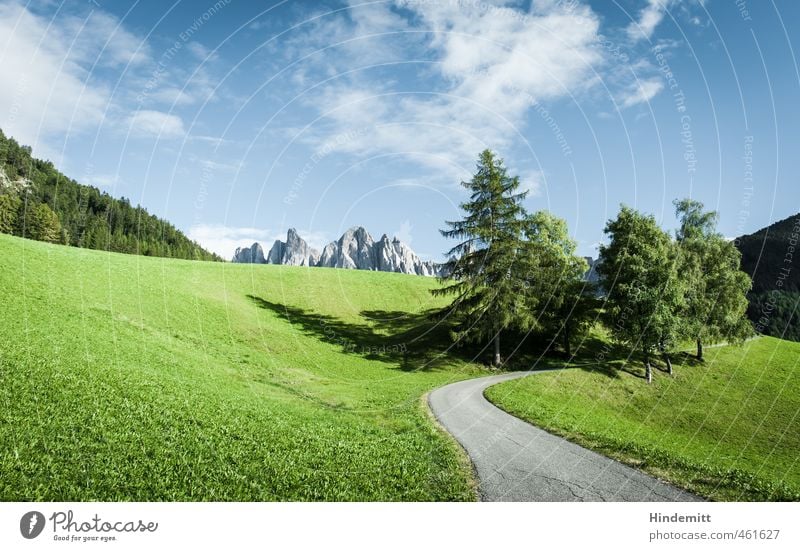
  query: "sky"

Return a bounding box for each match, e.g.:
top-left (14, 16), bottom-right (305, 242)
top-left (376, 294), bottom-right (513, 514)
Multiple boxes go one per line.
top-left (1, 0), bottom-right (798, 261)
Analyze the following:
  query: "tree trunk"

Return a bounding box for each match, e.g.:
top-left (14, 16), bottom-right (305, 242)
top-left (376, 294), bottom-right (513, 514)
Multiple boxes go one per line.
top-left (493, 332), bottom-right (501, 367)
top-left (664, 353), bottom-right (673, 376)
top-left (645, 351), bottom-right (652, 384)
top-left (696, 338), bottom-right (703, 361)
top-left (563, 324), bottom-right (571, 358)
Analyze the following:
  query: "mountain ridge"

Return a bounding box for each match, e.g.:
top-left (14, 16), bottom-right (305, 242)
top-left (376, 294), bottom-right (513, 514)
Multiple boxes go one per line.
top-left (233, 226), bottom-right (442, 276)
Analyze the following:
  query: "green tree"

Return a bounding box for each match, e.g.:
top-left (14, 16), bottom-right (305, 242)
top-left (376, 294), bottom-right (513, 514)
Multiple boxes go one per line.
top-left (26, 203), bottom-right (61, 243)
top-left (674, 199), bottom-right (753, 360)
top-left (433, 150), bottom-right (528, 366)
top-left (519, 211), bottom-right (597, 357)
top-left (597, 206), bottom-right (682, 383)
top-left (0, 194), bottom-right (21, 234)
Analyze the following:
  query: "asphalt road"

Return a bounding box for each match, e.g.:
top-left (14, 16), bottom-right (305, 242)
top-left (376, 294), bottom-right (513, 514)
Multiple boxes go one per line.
top-left (428, 371), bottom-right (702, 502)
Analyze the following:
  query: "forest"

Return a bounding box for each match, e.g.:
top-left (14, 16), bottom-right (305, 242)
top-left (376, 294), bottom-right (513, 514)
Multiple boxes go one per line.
top-left (736, 213), bottom-right (800, 341)
top-left (0, 129), bottom-right (220, 262)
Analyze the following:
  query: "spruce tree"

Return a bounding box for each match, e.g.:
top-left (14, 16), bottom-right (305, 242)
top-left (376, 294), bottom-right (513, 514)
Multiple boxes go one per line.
top-left (433, 150), bottom-right (528, 366)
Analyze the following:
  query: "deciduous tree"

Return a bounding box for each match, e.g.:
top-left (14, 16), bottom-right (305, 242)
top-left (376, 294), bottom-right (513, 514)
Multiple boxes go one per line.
top-left (597, 206), bottom-right (682, 383)
top-left (674, 199), bottom-right (753, 360)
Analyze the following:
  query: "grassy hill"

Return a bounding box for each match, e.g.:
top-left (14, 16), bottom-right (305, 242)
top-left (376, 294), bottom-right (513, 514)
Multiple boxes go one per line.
top-left (486, 335), bottom-right (800, 501)
top-left (3, 232), bottom-right (798, 502)
top-left (0, 232), bottom-right (483, 501)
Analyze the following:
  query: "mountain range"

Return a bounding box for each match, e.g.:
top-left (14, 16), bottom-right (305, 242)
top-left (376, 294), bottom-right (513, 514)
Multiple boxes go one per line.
top-left (233, 227), bottom-right (442, 277)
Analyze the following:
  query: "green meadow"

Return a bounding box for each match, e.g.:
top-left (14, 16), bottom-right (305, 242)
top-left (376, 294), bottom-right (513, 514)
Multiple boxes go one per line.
top-left (0, 233), bottom-right (483, 501)
top-left (487, 335), bottom-right (800, 501)
top-left (2, 232), bottom-right (799, 501)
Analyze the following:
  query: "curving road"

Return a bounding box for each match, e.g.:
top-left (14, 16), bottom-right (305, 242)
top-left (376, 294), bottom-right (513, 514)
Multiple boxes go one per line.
top-left (429, 371), bottom-right (702, 502)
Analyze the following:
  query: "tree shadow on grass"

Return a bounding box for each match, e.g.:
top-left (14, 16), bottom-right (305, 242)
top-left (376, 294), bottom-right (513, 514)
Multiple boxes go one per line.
top-left (554, 334), bottom-right (650, 380)
top-left (246, 294), bottom-right (670, 381)
top-left (246, 295), bottom-right (482, 372)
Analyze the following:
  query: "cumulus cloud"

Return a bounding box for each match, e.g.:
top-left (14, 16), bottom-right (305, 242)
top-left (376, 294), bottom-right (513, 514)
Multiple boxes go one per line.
top-left (0, 3), bottom-right (111, 153)
top-left (127, 110), bottom-right (186, 139)
top-left (515, 169), bottom-right (545, 197)
top-left (291, 0), bottom-right (603, 181)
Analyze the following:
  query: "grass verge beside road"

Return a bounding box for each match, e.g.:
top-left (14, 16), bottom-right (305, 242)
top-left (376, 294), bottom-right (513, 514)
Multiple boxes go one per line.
top-left (486, 337), bottom-right (800, 501)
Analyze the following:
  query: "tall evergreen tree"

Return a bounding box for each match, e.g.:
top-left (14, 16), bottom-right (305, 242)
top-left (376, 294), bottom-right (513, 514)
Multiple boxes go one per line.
top-left (25, 203), bottom-right (61, 243)
top-left (597, 206), bottom-right (682, 383)
top-left (0, 194), bottom-right (20, 234)
top-left (674, 199), bottom-right (753, 360)
top-left (433, 150), bottom-right (528, 366)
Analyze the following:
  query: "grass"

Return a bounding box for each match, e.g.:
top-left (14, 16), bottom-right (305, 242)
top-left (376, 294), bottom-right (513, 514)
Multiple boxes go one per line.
top-left (485, 334), bottom-right (800, 501)
top-left (2, 232), bottom-right (798, 502)
top-left (0, 233), bottom-right (485, 501)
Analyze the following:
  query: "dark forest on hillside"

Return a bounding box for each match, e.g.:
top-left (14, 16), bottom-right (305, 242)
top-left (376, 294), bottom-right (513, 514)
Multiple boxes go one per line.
top-left (736, 213), bottom-right (800, 341)
top-left (0, 129), bottom-right (220, 262)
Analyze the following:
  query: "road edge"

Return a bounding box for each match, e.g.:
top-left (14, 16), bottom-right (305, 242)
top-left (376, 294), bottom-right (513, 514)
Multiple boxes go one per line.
top-left (420, 390), bottom-right (480, 502)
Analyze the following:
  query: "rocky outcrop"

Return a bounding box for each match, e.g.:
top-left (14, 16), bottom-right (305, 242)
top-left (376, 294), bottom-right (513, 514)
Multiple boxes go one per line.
top-left (583, 256), bottom-right (599, 284)
top-left (232, 226), bottom-right (442, 276)
top-left (232, 242), bottom-right (266, 264)
top-left (318, 226), bottom-right (375, 270)
top-left (264, 229), bottom-right (319, 266)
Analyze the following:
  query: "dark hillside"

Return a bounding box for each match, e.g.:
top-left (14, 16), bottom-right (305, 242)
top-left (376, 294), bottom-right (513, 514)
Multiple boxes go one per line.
top-left (735, 214), bottom-right (800, 341)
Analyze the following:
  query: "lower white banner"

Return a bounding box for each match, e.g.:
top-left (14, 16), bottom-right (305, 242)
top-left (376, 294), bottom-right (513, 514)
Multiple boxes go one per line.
top-left (1, 502), bottom-right (797, 550)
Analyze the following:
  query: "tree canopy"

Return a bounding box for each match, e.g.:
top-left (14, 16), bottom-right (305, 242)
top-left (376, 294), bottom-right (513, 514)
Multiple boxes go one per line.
top-left (597, 205), bottom-right (683, 382)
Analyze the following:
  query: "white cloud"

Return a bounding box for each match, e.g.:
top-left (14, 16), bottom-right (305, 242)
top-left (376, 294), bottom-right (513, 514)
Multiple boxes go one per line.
top-left (0, 3), bottom-right (112, 154)
top-left (147, 87), bottom-right (196, 106)
top-left (516, 169), bottom-right (545, 197)
top-left (188, 224), bottom-right (332, 259)
top-left (620, 77), bottom-right (664, 108)
top-left (392, 220), bottom-right (414, 246)
top-left (293, 0), bottom-right (604, 179)
top-left (83, 173), bottom-right (121, 189)
top-left (127, 110), bottom-right (186, 139)
top-left (626, 0), bottom-right (679, 43)
top-left (186, 41), bottom-right (216, 61)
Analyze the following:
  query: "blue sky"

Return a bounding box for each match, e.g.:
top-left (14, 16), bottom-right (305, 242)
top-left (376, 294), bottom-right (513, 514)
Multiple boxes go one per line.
top-left (1, 0), bottom-right (798, 260)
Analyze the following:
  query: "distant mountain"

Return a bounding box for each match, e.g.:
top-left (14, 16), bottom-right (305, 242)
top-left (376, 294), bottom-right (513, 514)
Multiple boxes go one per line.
top-left (233, 227), bottom-right (442, 276)
top-left (735, 213), bottom-right (800, 341)
top-left (0, 128), bottom-right (220, 261)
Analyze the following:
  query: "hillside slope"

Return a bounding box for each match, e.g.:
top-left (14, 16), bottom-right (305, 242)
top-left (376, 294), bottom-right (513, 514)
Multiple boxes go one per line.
top-left (735, 213), bottom-right (800, 341)
top-left (0, 233), bottom-right (482, 501)
top-left (0, 129), bottom-right (219, 261)
top-left (487, 336), bottom-right (800, 501)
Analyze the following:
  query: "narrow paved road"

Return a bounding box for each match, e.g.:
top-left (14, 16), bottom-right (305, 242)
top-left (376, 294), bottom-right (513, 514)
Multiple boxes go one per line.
top-left (429, 371), bottom-right (701, 502)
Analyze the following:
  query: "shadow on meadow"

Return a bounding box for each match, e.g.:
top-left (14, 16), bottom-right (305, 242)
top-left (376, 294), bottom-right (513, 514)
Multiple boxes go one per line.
top-left (246, 294), bottom-right (484, 371)
top-left (246, 294), bottom-right (673, 380)
top-left (522, 331), bottom-right (654, 380)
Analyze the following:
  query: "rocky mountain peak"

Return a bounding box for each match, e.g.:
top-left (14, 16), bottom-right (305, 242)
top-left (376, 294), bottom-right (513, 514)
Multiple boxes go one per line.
top-left (232, 242), bottom-right (266, 264)
top-left (232, 226), bottom-right (442, 276)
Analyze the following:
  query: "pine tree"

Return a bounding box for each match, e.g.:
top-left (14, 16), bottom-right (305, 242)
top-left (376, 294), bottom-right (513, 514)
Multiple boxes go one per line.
top-left (433, 150), bottom-right (528, 366)
top-left (27, 203), bottom-right (61, 243)
top-left (0, 194), bottom-right (21, 234)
